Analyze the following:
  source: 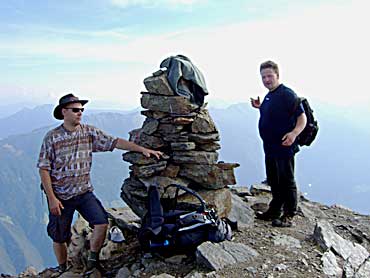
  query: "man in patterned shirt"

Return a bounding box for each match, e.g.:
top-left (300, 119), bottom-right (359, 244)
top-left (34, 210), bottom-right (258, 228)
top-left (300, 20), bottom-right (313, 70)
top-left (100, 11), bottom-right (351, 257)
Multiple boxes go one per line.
top-left (37, 93), bottom-right (163, 274)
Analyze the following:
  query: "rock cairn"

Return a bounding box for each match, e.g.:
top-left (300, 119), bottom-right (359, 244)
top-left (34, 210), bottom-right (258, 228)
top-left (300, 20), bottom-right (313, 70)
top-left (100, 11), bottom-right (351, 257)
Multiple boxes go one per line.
top-left (121, 70), bottom-right (239, 218)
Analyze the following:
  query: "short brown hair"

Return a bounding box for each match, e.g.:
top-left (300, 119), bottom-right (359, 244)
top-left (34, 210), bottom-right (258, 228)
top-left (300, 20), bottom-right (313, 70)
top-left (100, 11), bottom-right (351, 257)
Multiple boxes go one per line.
top-left (260, 60), bottom-right (279, 77)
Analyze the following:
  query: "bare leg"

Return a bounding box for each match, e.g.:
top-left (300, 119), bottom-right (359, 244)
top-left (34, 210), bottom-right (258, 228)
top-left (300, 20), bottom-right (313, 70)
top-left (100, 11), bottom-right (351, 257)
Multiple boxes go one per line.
top-left (53, 242), bottom-right (67, 265)
top-left (90, 224), bottom-right (108, 252)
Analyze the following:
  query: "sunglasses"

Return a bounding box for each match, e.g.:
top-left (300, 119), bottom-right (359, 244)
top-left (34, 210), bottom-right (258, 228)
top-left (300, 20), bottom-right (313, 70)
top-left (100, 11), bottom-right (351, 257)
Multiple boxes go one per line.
top-left (64, 107), bottom-right (84, 113)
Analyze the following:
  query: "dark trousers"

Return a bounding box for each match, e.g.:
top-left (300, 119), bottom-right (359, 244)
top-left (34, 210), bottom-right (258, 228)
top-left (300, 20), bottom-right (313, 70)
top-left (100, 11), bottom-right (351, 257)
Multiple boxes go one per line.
top-left (265, 155), bottom-right (297, 217)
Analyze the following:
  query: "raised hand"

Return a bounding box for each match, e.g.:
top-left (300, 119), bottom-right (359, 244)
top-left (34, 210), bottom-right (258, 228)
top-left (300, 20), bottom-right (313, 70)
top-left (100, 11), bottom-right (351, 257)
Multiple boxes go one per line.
top-left (250, 96), bottom-right (261, 109)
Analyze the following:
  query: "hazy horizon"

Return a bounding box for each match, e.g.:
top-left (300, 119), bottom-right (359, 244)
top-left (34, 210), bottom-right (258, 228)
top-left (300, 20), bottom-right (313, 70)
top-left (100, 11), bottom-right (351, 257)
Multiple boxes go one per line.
top-left (1, 0), bottom-right (369, 111)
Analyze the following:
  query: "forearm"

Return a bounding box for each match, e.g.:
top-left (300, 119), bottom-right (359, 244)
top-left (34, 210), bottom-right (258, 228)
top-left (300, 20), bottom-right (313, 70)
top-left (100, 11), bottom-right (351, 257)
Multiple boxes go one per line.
top-left (39, 169), bottom-right (57, 201)
top-left (292, 113), bottom-right (307, 136)
top-left (115, 138), bottom-right (147, 153)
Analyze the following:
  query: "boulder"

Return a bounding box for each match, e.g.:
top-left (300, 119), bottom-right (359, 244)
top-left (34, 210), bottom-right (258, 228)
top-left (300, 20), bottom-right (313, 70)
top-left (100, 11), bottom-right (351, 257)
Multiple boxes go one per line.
top-left (177, 188), bottom-right (232, 218)
top-left (227, 193), bottom-right (254, 228)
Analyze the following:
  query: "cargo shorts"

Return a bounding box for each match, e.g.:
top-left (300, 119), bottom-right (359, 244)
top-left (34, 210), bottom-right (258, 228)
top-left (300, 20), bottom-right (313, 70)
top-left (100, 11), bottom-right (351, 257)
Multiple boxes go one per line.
top-left (47, 191), bottom-right (108, 243)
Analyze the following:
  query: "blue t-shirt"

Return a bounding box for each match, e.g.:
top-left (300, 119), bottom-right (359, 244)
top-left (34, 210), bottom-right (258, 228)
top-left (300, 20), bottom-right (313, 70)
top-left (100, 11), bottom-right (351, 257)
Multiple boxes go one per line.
top-left (258, 84), bottom-right (304, 158)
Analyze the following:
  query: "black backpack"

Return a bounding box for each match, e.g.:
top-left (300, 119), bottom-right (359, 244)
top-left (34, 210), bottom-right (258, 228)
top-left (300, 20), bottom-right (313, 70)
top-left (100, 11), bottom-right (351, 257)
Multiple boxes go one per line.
top-left (138, 183), bottom-right (234, 255)
top-left (295, 97), bottom-right (319, 146)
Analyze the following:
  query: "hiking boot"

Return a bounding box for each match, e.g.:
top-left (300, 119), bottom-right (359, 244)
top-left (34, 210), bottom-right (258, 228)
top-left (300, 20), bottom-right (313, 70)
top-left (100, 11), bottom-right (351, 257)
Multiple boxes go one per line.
top-left (271, 215), bottom-right (294, 227)
top-left (49, 264), bottom-right (71, 277)
top-left (86, 258), bottom-right (97, 272)
top-left (255, 210), bottom-right (280, 221)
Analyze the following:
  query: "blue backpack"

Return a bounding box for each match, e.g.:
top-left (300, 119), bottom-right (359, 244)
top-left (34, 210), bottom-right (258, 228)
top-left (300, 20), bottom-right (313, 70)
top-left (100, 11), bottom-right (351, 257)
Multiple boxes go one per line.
top-left (138, 184), bottom-right (234, 254)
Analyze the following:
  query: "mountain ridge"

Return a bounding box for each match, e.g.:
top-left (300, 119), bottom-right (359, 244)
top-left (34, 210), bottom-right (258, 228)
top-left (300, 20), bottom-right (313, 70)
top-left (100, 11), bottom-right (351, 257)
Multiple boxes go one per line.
top-left (0, 102), bottom-right (369, 273)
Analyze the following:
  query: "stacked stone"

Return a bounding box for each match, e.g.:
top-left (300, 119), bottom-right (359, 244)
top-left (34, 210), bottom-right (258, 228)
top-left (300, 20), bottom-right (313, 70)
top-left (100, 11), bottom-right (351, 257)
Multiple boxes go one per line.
top-left (121, 70), bottom-right (239, 218)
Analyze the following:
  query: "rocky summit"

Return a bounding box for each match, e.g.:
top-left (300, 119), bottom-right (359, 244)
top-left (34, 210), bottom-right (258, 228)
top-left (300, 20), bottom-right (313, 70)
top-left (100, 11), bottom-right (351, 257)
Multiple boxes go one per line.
top-left (6, 184), bottom-right (370, 278)
top-left (4, 70), bottom-right (370, 278)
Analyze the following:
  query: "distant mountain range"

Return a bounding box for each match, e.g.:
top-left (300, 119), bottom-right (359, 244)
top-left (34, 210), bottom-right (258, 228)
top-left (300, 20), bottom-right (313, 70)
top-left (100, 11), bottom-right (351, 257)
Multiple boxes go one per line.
top-left (0, 102), bottom-right (369, 274)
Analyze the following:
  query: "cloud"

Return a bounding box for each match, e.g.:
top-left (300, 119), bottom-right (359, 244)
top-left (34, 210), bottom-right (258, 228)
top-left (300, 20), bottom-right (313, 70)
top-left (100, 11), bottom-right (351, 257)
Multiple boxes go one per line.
top-left (1, 0), bottom-right (369, 109)
top-left (110, 0), bottom-right (206, 8)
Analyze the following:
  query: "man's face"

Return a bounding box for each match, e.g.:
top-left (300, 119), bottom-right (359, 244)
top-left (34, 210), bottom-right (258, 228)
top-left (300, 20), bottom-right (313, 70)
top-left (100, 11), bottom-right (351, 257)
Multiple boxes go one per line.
top-left (62, 102), bottom-right (84, 126)
top-left (261, 68), bottom-right (279, 91)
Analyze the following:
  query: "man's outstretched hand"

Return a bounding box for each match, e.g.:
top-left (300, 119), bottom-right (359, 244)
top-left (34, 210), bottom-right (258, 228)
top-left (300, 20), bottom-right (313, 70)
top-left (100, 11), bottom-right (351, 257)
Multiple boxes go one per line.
top-left (142, 149), bottom-right (163, 159)
top-left (250, 96), bottom-right (261, 109)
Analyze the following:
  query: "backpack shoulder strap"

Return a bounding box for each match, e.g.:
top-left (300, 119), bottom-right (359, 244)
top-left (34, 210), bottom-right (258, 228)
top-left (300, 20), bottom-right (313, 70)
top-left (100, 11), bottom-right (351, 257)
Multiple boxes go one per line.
top-left (147, 185), bottom-right (164, 235)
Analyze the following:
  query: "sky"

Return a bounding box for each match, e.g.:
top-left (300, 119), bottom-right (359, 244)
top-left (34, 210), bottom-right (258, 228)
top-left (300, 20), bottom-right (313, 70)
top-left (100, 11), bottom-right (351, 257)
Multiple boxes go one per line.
top-left (0, 0), bottom-right (369, 110)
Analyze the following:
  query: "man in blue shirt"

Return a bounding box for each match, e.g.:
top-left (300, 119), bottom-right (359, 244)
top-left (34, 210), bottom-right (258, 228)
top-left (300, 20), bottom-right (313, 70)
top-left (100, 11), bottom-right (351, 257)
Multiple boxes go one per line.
top-left (251, 61), bottom-right (307, 227)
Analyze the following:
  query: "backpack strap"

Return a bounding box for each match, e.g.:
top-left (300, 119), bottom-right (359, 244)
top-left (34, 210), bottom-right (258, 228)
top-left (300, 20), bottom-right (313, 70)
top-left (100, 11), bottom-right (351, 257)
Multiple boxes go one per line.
top-left (147, 185), bottom-right (164, 235)
top-left (163, 184), bottom-right (207, 212)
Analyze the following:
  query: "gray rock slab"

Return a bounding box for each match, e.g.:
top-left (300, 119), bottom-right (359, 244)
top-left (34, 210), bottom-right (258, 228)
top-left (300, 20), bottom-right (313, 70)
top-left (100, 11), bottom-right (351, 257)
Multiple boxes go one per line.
top-left (196, 142), bottom-right (221, 152)
top-left (228, 193), bottom-right (254, 228)
top-left (130, 161), bottom-right (167, 178)
top-left (122, 152), bottom-right (169, 165)
top-left (188, 133), bottom-right (220, 144)
top-left (157, 123), bottom-right (184, 135)
top-left (196, 241), bottom-right (259, 271)
top-left (141, 93), bottom-right (199, 114)
top-left (314, 219), bottom-right (369, 261)
top-left (106, 207), bottom-right (141, 233)
top-left (163, 132), bottom-right (189, 142)
top-left (321, 250), bottom-right (343, 277)
top-left (143, 73), bottom-right (174, 95)
top-left (129, 128), bottom-right (165, 149)
top-left (142, 118), bottom-right (159, 135)
top-left (191, 109), bottom-right (217, 134)
top-left (355, 258), bottom-right (370, 278)
top-left (172, 151), bottom-right (218, 164)
top-left (141, 110), bottom-right (169, 119)
top-left (179, 163), bottom-right (238, 189)
top-left (344, 246), bottom-right (370, 277)
top-left (171, 142), bottom-right (196, 151)
top-left (314, 219), bottom-right (369, 276)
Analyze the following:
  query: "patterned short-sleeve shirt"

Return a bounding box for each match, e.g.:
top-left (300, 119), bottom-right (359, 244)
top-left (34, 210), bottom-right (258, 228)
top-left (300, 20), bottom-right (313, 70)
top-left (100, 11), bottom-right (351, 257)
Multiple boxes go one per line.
top-left (37, 124), bottom-right (118, 200)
